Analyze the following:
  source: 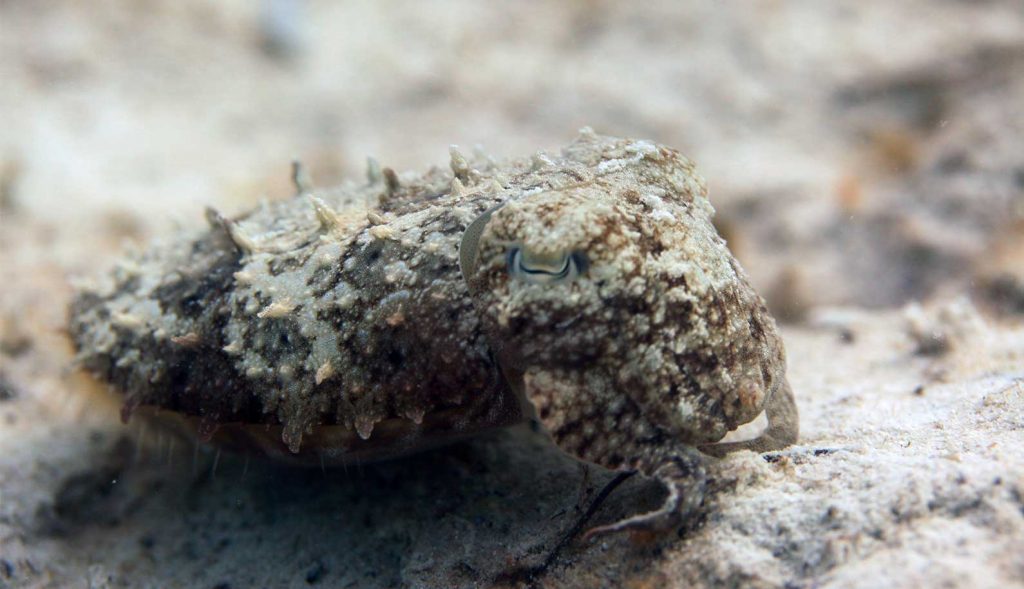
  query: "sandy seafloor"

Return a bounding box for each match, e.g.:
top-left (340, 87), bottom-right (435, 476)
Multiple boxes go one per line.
top-left (1, 1), bottom-right (1023, 588)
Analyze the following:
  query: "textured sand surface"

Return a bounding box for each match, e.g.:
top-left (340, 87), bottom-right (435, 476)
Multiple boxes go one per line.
top-left (1, 1), bottom-right (1022, 587)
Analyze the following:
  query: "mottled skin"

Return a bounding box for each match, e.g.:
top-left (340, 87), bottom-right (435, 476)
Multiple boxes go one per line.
top-left (69, 130), bottom-right (797, 535)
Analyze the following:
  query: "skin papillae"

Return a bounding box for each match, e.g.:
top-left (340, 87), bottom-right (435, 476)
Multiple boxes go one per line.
top-left (69, 129), bottom-right (798, 536)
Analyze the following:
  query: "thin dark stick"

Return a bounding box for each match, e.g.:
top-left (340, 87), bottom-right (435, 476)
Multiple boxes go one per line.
top-left (538, 469), bottom-right (637, 572)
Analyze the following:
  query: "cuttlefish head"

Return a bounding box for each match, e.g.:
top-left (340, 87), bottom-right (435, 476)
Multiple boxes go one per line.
top-left (461, 188), bottom-right (649, 371)
top-left (460, 178), bottom-right (781, 451)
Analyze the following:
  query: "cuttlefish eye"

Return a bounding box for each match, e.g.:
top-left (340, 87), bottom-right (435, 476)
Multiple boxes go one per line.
top-left (506, 247), bottom-right (588, 284)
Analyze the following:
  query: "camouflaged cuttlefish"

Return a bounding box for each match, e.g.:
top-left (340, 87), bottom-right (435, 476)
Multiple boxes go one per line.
top-left (69, 129), bottom-right (798, 535)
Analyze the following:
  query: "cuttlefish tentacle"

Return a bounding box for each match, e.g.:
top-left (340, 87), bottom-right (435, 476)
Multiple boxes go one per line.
top-left (582, 446), bottom-right (706, 540)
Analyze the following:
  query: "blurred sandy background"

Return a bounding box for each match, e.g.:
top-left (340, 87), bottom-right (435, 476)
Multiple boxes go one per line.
top-left (1, 1), bottom-right (1023, 588)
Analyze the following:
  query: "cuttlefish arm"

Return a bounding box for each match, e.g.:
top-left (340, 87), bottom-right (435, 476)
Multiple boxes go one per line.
top-left (699, 379), bottom-right (799, 458)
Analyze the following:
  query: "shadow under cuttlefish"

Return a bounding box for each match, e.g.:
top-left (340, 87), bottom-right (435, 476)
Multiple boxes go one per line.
top-left (41, 419), bottom-right (671, 587)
